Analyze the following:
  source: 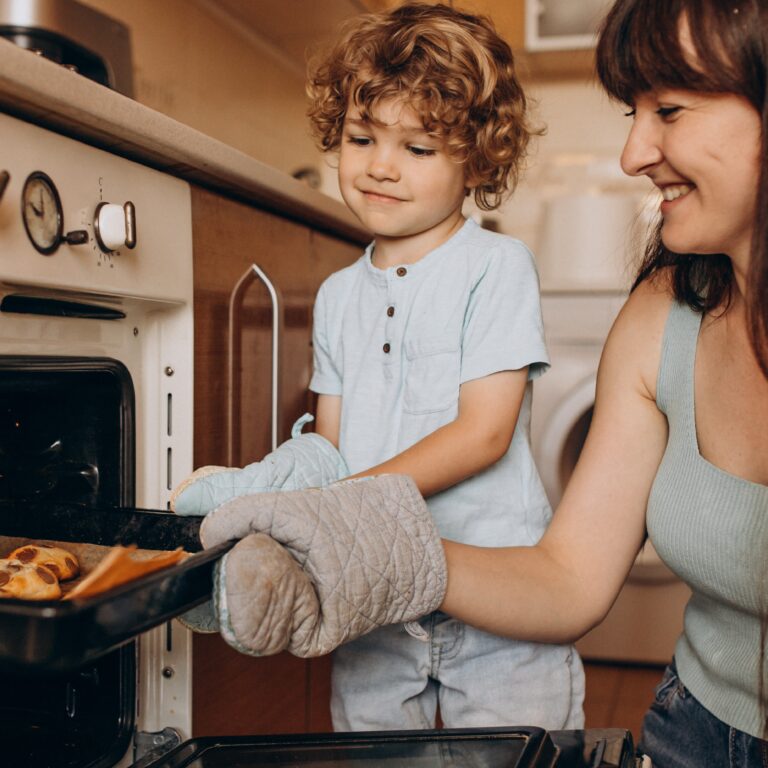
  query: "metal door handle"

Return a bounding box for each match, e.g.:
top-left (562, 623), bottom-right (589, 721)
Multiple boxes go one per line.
top-left (227, 263), bottom-right (281, 465)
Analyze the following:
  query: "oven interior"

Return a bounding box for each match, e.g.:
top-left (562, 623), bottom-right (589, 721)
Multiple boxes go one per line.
top-left (0, 356), bottom-right (136, 768)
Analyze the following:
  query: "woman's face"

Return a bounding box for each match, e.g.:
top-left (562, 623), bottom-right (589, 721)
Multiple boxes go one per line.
top-left (620, 88), bottom-right (761, 265)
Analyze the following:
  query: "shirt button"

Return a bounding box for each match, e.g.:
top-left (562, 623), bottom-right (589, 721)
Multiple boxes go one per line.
top-left (383, 343), bottom-right (391, 353)
top-left (396, 267), bottom-right (407, 277)
top-left (387, 306), bottom-right (395, 317)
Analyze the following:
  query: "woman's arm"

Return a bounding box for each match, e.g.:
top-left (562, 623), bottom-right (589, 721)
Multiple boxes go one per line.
top-left (348, 368), bottom-right (529, 497)
top-left (441, 279), bottom-right (673, 643)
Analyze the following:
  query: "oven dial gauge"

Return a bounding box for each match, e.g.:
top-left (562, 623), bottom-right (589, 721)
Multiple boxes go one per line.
top-left (94, 201), bottom-right (136, 252)
top-left (21, 172), bottom-right (63, 255)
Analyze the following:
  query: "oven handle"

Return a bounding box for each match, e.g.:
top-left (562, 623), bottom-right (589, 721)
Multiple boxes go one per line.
top-left (227, 263), bottom-right (281, 464)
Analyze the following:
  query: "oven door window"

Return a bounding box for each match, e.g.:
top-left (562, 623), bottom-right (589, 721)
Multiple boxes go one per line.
top-left (0, 357), bottom-right (136, 768)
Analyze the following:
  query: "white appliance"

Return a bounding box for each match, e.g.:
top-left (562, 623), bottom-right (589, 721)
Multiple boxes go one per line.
top-left (525, 0), bottom-right (613, 51)
top-left (531, 292), bottom-right (691, 664)
top-left (536, 192), bottom-right (637, 292)
top-left (0, 110), bottom-right (194, 765)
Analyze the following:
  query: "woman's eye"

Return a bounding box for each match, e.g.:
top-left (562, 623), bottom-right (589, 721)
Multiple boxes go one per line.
top-left (623, 107), bottom-right (636, 118)
top-left (408, 146), bottom-right (436, 157)
top-left (656, 105), bottom-right (681, 119)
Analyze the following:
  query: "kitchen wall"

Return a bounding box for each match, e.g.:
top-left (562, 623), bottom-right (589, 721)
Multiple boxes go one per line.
top-left (489, 78), bottom-right (654, 291)
top-left (78, 0), bottom-right (324, 178)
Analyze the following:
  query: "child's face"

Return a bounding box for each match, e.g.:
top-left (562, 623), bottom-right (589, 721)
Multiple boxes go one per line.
top-left (338, 99), bottom-right (467, 246)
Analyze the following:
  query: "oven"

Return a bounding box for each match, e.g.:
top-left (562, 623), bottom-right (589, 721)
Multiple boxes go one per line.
top-left (0, 109), bottom-right (197, 767)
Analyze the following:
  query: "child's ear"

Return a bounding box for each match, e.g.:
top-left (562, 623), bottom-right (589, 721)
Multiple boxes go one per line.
top-left (462, 166), bottom-right (481, 192)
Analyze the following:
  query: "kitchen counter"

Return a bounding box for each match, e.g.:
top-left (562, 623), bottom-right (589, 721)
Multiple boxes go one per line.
top-left (0, 39), bottom-right (368, 244)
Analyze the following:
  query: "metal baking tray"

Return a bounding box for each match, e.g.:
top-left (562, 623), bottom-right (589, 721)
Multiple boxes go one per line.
top-left (130, 727), bottom-right (560, 768)
top-left (0, 500), bottom-right (229, 672)
top-left (132, 727), bottom-right (636, 768)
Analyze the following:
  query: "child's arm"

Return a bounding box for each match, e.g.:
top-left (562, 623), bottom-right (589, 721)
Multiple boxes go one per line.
top-left (315, 394), bottom-right (342, 449)
top-left (348, 367), bottom-right (528, 498)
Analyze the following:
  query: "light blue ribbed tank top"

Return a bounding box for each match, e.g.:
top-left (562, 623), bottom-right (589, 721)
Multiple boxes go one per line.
top-left (646, 300), bottom-right (768, 738)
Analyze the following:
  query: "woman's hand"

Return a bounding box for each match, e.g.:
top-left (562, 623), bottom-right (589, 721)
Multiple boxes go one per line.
top-left (201, 474), bottom-right (447, 657)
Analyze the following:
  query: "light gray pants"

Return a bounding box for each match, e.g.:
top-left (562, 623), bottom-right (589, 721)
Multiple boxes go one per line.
top-left (331, 611), bottom-right (585, 731)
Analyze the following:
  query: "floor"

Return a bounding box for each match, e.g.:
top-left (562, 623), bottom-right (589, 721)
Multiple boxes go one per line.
top-left (582, 661), bottom-right (665, 745)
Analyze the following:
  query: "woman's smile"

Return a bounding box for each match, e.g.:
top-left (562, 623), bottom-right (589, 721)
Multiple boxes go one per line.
top-left (660, 183), bottom-right (694, 202)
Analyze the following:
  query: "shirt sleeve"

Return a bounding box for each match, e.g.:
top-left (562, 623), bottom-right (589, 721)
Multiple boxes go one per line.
top-left (460, 240), bottom-right (550, 384)
top-left (309, 279), bottom-right (343, 396)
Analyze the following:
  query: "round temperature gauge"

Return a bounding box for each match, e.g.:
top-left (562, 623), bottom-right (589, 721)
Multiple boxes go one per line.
top-left (21, 172), bottom-right (63, 255)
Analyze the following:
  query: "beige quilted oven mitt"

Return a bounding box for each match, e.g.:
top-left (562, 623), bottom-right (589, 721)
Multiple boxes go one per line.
top-left (200, 474), bottom-right (447, 658)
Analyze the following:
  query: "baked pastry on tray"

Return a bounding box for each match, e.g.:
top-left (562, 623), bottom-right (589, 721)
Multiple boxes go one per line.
top-left (0, 559), bottom-right (62, 600)
top-left (6, 543), bottom-right (80, 581)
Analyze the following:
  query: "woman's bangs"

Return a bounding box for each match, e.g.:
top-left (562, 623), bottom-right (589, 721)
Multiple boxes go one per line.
top-left (596, 0), bottom-right (739, 105)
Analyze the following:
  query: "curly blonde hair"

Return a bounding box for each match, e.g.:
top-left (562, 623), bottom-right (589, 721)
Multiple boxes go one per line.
top-left (307, 2), bottom-right (540, 211)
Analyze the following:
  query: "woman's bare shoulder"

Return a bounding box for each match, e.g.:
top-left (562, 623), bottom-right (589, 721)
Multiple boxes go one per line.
top-left (615, 268), bottom-right (674, 332)
top-left (602, 269), bottom-right (675, 399)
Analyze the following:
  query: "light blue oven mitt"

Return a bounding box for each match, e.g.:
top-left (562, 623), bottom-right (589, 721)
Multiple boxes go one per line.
top-left (174, 414), bottom-right (348, 633)
top-left (171, 414), bottom-right (348, 517)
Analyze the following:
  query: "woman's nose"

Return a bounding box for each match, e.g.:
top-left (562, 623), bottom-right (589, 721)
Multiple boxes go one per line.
top-left (620, 117), bottom-right (663, 177)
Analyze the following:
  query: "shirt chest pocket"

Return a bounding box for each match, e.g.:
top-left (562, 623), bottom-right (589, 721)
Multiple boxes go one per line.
top-left (403, 336), bottom-right (461, 415)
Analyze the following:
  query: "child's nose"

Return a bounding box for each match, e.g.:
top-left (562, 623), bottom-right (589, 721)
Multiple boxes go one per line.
top-left (366, 149), bottom-right (400, 182)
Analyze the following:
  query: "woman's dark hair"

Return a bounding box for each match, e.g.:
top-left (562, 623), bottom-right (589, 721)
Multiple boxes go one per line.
top-left (596, 0), bottom-right (768, 378)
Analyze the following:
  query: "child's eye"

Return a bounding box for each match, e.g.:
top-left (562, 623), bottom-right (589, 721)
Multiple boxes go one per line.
top-left (623, 107), bottom-right (636, 118)
top-left (408, 146), bottom-right (436, 157)
top-left (347, 136), bottom-right (372, 147)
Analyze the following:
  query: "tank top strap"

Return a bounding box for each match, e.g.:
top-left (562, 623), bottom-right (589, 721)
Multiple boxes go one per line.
top-left (655, 300), bottom-right (703, 436)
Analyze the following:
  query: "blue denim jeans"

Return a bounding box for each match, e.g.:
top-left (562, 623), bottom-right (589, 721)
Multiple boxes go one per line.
top-left (331, 611), bottom-right (585, 731)
top-left (640, 661), bottom-right (768, 768)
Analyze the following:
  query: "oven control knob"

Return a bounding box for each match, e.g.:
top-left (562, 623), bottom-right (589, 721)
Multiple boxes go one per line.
top-left (94, 201), bottom-right (136, 252)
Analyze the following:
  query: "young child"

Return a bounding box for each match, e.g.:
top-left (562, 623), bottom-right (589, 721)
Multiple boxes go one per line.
top-left (306, 2), bottom-right (584, 732)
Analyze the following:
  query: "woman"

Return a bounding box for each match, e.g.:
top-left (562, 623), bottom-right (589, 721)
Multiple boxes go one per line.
top-left (191, 0), bottom-right (768, 764)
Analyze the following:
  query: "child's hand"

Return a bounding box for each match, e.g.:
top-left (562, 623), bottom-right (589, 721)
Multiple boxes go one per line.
top-left (201, 475), bottom-right (448, 657)
top-left (171, 429), bottom-right (348, 516)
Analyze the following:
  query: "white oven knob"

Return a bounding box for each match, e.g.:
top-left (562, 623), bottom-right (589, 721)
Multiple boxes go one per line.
top-left (94, 201), bottom-right (136, 252)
